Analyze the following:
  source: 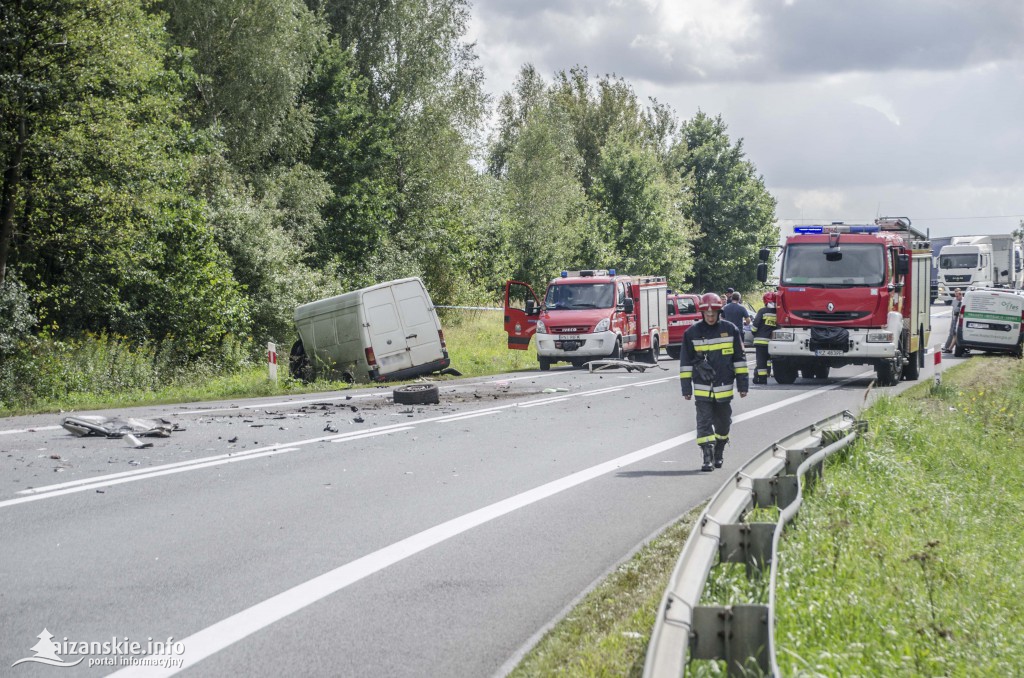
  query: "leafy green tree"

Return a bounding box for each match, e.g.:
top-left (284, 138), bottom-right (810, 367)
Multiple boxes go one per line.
top-left (593, 130), bottom-right (693, 281)
top-left (674, 111), bottom-right (778, 294)
top-left (1, 0), bottom-right (251, 352)
top-left (160, 0), bottom-right (327, 169)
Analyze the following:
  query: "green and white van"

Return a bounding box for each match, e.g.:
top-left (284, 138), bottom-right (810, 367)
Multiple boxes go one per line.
top-left (955, 288), bottom-right (1024, 358)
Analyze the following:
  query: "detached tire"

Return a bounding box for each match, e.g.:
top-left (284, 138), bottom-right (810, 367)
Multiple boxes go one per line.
top-left (289, 340), bottom-right (314, 383)
top-left (393, 384), bottom-right (440, 405)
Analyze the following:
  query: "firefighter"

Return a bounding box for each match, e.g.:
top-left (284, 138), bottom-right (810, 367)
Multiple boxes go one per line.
top-left (750, 291), bottom-right (777, 384)
top-left (680, 293), bottom-right (749, 471)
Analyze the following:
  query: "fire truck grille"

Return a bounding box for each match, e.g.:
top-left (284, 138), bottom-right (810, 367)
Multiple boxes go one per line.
top-left (553, 326), bottom-right (590, 334)
top-left (792, 310), bottom-right (870, 322)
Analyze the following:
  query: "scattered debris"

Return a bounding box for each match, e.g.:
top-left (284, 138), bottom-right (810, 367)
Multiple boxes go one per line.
top-left (62, 416), bottom-right (177, 439)
top-left (228, 436), bottom-right (239, 443)
top-left (352, 416), bottom-right (365, 423)
top-left (542, 387), bottom-right (570, 394)
top-left (124, 434), bottom-right (153, 449)
top-left (324, 423), bottom-right (339, 433)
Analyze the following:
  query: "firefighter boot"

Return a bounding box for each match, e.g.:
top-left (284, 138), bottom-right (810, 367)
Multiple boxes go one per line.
top-left (713, 440), bottom-right (727, 468)
top-left (700, 444), bottom-right (714, 472)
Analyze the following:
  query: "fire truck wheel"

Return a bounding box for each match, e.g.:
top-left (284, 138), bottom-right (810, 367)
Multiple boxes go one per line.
top-left (666, 346), bottom-right (680, 360)
top-left (289, 340), bottom-right (313, 383)
top-left (773, 362), bottom-right (798, 385)
top-left (646, 335), bottom-right (660, 363)
top-left (875, 360), bottom-right (902, 387)
top-left (609, 337), bottom-right (624, 361)
top-left (902, 352), bottom-right (920, 380)
top-left (815, 365), bottom-right (831, 379)
top-left (539, 357), bottom-right (552, 371)
top-left (393, 384), bottom-right (440, 405)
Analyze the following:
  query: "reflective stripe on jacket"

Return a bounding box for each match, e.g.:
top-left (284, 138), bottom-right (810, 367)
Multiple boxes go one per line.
top-left (680, 319), bottom-right (749, 400)
top-left (751, 305), bottom-right (777, 346)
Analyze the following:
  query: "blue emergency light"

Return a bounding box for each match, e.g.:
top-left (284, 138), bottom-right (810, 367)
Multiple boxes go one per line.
top-left (608, 269), bottom-right (616, 276)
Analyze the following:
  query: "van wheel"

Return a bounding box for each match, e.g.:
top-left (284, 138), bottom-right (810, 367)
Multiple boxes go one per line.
top-left (289, 340), bottom-right (313, 383)
top-left (666, 346), bottom-right (680, 360)
top-left (393, 384), bottom-right (440, 405)
top-left (539, 357), bottom-right (552, 371)
top-left (954, 344), bottom-right (966, 358)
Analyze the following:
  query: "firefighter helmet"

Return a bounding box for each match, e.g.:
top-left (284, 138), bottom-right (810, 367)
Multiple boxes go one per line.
top-left (697, 293), bottom-right (724, 311)
top-left (762, 291), bottom-right (777, 305)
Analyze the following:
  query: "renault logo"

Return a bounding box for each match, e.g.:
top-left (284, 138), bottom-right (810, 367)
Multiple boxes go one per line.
top-left (826, 302), bottom-right (835, 313)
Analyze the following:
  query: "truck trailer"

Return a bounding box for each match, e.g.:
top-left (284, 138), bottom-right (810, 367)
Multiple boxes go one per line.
top-left (936, 234), bottom-right (1023, 303)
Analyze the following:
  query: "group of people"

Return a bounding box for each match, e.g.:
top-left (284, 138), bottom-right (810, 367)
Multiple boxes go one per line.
top-left (678, 289), bottom-right (777, 472)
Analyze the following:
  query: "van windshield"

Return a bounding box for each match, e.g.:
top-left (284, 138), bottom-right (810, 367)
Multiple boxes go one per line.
top-left (781, 243), bottom-right (885, 286)
top-left (545, 283), bottom-right (614, 309)
top-left (940, 254), bottom-right (978, 269)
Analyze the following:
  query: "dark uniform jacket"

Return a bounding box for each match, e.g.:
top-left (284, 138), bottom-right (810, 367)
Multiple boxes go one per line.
top-left (679, 319), bottom-right (749, 400)
top-left (751, 305), bottom-right (777, 346)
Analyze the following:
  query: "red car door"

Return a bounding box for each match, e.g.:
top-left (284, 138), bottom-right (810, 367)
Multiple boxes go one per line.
top-left (504, 280), bottom-right (542, 349)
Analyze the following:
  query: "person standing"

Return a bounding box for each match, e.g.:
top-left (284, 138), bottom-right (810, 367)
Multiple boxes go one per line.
top-left (721, 292), bottom-right (751, 337)
top-left (942, 288), bottom-right (963, 353)
top-left (680, 293), bottom-right (749, 471)
top-left (750, 292), bottom-right (777, 384)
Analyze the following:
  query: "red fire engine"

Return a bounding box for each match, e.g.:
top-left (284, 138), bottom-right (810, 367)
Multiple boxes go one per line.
top-left (504, 270), bottom-right (668, 370)
top-left (757, 217), bottom-right (932, 386)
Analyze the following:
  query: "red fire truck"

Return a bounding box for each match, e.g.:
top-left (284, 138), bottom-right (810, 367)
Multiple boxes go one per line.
top-left (757, 217), bottom-right (932, 386)
top-left (665, 293), bottom-right (701, 360)
top-left (504, 270), bottom-right (668, 370)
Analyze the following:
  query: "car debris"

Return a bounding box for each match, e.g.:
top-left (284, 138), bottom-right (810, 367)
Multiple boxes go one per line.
top-left (61, 416), bottom-right (177, 439)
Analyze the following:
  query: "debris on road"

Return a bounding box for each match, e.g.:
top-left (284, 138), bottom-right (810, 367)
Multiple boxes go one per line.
top-left (62, 416), bottom-right (178, 439)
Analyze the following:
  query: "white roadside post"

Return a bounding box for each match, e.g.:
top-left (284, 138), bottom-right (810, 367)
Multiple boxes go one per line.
top-left (933, 348), bottom-right (941, 388)
top-left (268, 341), bottom-right (278, 382)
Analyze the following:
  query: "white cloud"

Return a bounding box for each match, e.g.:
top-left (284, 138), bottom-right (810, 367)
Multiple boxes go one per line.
top-left (468, 0), bottom-right (1024, 237)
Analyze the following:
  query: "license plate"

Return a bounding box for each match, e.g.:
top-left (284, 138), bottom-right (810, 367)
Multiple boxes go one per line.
top-left (558, 334), bottom-right (582, 340)
top-left (815, 350), bottom-right (844, 356)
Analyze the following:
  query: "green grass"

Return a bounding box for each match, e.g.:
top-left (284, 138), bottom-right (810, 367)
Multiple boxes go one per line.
top-left (0, 311), bottom-right (536, 416)
top-left (774, 357), bottom-right (1024, 676)
top-left (508, 512), bottom-right (701, 678)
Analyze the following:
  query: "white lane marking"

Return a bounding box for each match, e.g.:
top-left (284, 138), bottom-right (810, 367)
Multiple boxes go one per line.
top-left (582, 387), bottom-right (625, 396)
top-left (107, 378), bottom-right (855, 678)
top-left (433, 411), bottom-right (499, 424)
top-left (177, 394), bottom-right (377, 415)
top-left (3, 426), bottom-right (414, 506)
top-left (517, 396), bottom-right (574, 408)
top-left (0, 425), bottom-right (62, 436)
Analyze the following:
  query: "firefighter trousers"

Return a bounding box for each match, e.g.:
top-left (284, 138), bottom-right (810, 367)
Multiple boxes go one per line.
top-left (754, 345), bottom-right (772, 383)
top-left (695, 399), bottom-right (732, 448)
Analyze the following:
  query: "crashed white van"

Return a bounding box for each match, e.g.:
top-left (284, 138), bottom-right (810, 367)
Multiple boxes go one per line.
top-left (290, 277), bottom-right (451, 382)
top-left (955, 287), bottom-right (1024, 358)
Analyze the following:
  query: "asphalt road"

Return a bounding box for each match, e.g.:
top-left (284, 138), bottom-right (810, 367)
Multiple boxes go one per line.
top-left (0, 307), bottom-right (965, 677)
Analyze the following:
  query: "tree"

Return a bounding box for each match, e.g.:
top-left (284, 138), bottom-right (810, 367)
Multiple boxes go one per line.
top-left (674, 111), bottom-right (778, 293)
top-left (1, 0), bottom-right (250, 351)
top-left (592, 130), bottom-right (694, 281)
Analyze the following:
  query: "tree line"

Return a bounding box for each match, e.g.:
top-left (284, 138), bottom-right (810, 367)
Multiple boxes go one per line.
top-left (1, 0), bottom-right (778, 365)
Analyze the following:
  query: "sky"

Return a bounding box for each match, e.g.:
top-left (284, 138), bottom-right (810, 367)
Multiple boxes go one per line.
top-left (466, 0), bottom-right (1024, 238)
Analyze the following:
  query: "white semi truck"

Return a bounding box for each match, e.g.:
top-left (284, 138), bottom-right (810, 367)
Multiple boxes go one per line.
top-left (935, 234), bottom-right (1023, 303)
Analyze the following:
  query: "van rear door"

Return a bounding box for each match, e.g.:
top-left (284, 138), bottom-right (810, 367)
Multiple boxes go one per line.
top-left (363, 285), bottom-right (414, 374)
top-left (391, 279), bottom-right (444, 368)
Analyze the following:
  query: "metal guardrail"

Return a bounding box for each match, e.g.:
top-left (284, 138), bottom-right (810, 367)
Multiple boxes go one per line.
top-left (644, 410), bottom-right (865, 677)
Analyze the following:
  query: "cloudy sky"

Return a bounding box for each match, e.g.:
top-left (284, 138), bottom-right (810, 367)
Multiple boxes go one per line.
top-left (466, 0), bottom-right (1024, 238)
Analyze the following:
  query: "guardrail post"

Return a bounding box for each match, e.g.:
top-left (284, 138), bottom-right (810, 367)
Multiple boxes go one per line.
top-left (690, 604), bottom-right (770, 676)
top-left (785, 445), bottom-right (824, 484)
top-left (752, 475), bottom-right (798, 511)
top-left (719, 523), bottom-right (776, 575)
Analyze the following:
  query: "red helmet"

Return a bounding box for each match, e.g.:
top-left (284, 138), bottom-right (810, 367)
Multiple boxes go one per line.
top-left (698, 293), bottom-right (724, 311)
top-left (762, 291), bottom-right (777, 305)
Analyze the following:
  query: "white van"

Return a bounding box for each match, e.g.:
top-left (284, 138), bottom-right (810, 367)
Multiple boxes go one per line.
top-left (955, 288), bottom-right (1024, 358)
top-left (290, 277), bottom-right (451, 382)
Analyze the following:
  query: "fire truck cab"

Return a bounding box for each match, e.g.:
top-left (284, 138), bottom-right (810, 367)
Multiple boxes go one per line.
top-left (757, 218), bottom-right (932, 386)
top-left (504, 270), bottom-right (668, 370)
